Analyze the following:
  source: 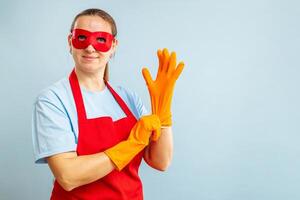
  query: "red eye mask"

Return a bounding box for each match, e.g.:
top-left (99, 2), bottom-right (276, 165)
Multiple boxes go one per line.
top-left (71, 29), bottom-right (115, 52)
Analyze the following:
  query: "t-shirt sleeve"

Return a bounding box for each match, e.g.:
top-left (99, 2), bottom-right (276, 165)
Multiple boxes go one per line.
top-left (32, 90), bottom-right (76, 164)
top-left (130, 90), bottom-right (149, 119)
top-left (116, 86), bottom-right (149, 119)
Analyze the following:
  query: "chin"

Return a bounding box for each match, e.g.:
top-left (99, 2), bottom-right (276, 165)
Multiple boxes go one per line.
top-left (77, 63), bottom-right (104, 73)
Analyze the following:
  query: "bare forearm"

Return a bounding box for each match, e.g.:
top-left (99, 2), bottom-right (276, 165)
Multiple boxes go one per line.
top-left (144, 127), bottom-right (173, 171)
top-left (47, 152), bottom-right (115, 191)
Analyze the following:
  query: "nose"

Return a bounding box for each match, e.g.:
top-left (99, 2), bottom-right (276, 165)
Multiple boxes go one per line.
top-left (85, 44), bottom-right (96, 53)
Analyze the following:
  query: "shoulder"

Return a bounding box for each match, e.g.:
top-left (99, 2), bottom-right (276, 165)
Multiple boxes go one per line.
top-left (36, 77), bottom-right (70, 99)
top-left (34, 77), bottom-right (71, 113)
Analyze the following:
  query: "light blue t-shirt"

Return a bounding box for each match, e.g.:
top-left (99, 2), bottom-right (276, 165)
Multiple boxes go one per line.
top-left (32, 77), bottom-right (148, 164)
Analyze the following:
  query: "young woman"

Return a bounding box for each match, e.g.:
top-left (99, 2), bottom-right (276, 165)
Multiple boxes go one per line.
top-left (32, 8), bottom-right (184, 199)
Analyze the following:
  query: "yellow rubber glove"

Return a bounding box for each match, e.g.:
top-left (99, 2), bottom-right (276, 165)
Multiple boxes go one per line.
top-left (142, 48), bottom-right (185, 126)
top-left (104, 115), bottom-right (161, 171)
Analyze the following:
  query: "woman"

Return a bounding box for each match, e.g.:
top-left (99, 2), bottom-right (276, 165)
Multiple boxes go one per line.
top-left (32, 8), bottom-right (184, 199)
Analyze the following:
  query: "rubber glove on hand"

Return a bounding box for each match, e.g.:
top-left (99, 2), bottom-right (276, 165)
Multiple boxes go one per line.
top-left (142, 48), bottom-right (185, 126)
top-left (104, 115), bottom-right (161, 171)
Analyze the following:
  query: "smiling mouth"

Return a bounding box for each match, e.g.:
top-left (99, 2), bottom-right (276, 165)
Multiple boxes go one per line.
top-left (83, 56), bottom-right (99, 59)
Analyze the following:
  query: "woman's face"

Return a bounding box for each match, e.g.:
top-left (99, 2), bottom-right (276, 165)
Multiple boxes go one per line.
top-left (68, 15), bottom-right (117, 74)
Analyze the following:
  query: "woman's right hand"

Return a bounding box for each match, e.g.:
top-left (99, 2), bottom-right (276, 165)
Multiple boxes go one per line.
top-left (104, 114), bottom-right (161, 171)
top-left (128, 114), bottom-right (161, 144)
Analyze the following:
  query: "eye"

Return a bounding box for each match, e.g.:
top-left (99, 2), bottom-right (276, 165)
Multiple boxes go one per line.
top-left (97, 37), bottom-right (106, 43)
top-left (78, 35), bottom-right (87, 41)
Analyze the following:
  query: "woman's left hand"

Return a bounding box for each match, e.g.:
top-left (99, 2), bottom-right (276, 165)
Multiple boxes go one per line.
top-left (142, 48), bottom-right (185, 126)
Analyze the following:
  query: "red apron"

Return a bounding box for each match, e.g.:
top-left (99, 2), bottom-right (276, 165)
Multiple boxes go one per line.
top-left (50, 68), bottom-right (144, 200)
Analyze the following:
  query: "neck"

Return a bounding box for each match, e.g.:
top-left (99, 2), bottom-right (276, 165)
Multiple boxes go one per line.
top-left (75, 67), bottom-right (106, 92)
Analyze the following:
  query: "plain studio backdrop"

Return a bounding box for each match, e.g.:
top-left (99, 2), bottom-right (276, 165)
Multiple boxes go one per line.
top-left (0, 0), bottom-right (299, 199)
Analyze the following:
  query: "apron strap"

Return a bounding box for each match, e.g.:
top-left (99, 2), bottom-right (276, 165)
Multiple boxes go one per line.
top-left (105, 80), bottom-right (137, 121)
top-left (69, 68), bottom-right (87, 121)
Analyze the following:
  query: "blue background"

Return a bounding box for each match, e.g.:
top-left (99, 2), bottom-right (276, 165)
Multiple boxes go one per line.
top-left (0, 0), bottom-right (299, 199)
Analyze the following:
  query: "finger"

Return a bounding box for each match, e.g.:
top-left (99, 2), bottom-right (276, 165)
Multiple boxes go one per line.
top-left (157, 49), bottom-right (163, 72)
top-left (151, 114), bottom-right (161, 130)
top-left (167, 52), bottom-right (177, 74)
top-left (142, 68), bottom-right (154, 86)
top-left (173, 61), bottom-right (185, 80)
top-left (162, 48), bottom-right (170, 73)
top-left (141, 114), bottom-right (160, 128)
top-left (151, 115), bottom-right (161, 141)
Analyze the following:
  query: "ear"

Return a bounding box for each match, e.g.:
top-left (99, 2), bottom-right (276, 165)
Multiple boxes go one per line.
top-left (111, 38), bottom-right (118, 54)
top-left (67, 34), bottom-right (72, 49)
